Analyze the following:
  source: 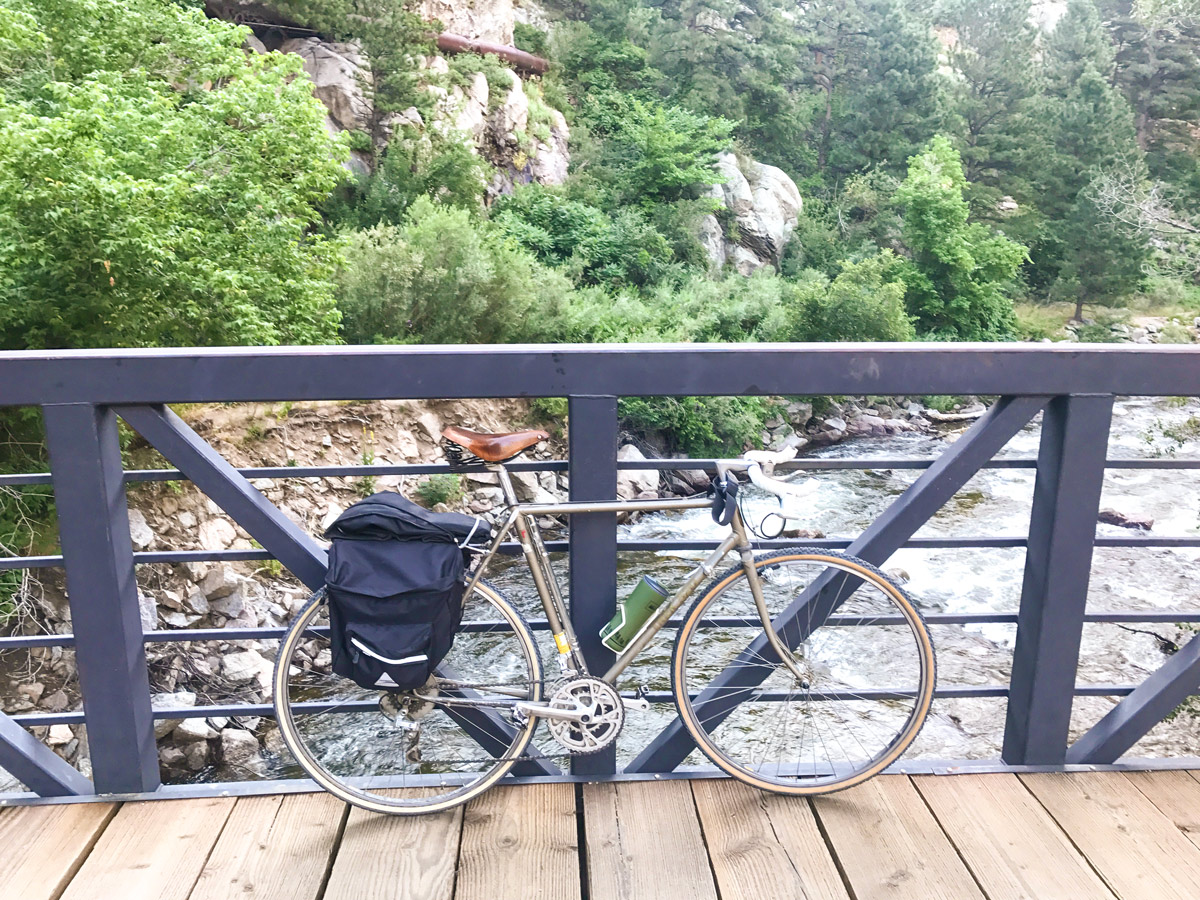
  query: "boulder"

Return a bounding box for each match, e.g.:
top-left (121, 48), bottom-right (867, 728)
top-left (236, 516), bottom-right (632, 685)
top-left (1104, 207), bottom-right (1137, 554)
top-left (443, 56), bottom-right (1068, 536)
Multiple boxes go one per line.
top-left (490, 75), bottom-right (527, 147)
top-left (223, 649), bottom-right (272, 688)
top-left (173, 718), bottom-right (217, 743)
top-left (455, 73), bottom-right (490, 140)
top-left (703, 152), bottom-right (802, 272)
top-left (417, 0), bottom-right (516, 45)
top-left (185, 741), bottom-right (210, 771)
top-left (204, 1), bottom-right (303, 28)
top-left (127, 509), bottom-right (154, 551)
top-left (529, 108), bottom-right (571, 186)
top-left (280, 38), bottom-right (373, 133)
top-left (1098, 508), bottom-right (1154, 531)
top-left (201, 566), bottom-right (239, 600)
top-left (138, 591), bottom-right (157, 633)
top-left (616, 445), bottom-right (660, 501)
top-left (198, 518), bottom-right (237, 550)
top-left (220, 728), bottom-right (265, 771)
top-left (698, 215), bottom-right (726, 272)
top-left (151, 691), bottom-right (197, 739)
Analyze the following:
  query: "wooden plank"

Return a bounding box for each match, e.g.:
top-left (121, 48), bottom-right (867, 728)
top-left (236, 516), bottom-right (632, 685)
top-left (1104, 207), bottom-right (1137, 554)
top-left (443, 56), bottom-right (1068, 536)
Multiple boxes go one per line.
top-left (1022, 771), bottom-right (1200, 900)
top-left (324, 794), bottom-right (461, 900)
top-left (812, 775), bottom-right (986, 900)
top-left (914, 773), bottom-right (1115, 900)
top-left (1125, 770), bottom-right (1200, 851)
top-left (59, 797), bottom-right (235, 900)
top-left (584, 780), bottom-right (717, 900)
top-left (456, 783), bottom-right (579, 900)
top-left (691, 778), bottom-right (849, 900)
top-left (189, 793), bottom-right (346, 900)
top-left (0, 802), bottom-right (118, 900)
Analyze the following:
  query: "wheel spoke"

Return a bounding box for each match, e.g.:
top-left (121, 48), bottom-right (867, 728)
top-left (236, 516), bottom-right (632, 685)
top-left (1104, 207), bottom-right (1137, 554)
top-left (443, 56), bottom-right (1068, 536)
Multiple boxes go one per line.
top-left (273, 583), bottom-right (542, 815)
top-left (674, 552), bottom-right (935, 793)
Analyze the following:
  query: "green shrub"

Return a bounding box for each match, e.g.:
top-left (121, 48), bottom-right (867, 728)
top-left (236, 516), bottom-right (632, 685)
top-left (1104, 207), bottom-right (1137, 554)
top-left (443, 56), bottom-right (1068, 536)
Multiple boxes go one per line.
top-left (335, 198), bottom-right (574, 344)
top-left (1158, 320), bottom-right (1195, 344)
top-left (416, 474), bottom-right (463, 507)
top-left (324, 127), bottom-right (488, 230)
top-left (789, 252), bottom-right (915, 343)
top-left (619, 396), bottom-right (778, 458)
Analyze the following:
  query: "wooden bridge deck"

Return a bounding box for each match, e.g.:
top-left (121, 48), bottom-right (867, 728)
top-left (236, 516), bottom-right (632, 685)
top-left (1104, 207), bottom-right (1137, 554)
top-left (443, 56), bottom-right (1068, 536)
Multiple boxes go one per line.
top-left (4, 771), bottom-right (1200, 900)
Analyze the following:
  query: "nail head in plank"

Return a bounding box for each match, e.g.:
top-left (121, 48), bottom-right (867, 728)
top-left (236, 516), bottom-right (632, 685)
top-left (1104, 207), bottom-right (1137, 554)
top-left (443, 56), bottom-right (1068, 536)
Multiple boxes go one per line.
top-left (0, 802), bottom-right (117, 900)
top-left (324, 792), bottom-right (460, 900)
top-left (456, 783), bottom-right (579, 900)
top-left (691, 778), bottom-right (849, 900)
top-left (189, 793), bottom-right (346, 900)
top-left (59, 797), bottom-right (235, 900)
top-left (584, 780), bottom-right (717, 900)
top-left (812, 775), bottom-right (987, 900)
top-left (913, 773), bottom-right (1115, 900)
top-left (1021, 771), bottom-right (1200, 900)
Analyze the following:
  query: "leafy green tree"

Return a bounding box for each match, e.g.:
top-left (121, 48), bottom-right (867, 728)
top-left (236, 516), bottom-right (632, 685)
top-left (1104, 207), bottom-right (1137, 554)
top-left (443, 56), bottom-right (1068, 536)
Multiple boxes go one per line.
top-left (583, 97), bottom-right (734, 206)
top-left (894, 137), bottom-right (1026, 340)
top-left (645, 0), bottom-right (816, 174)
top-left (0, 0), bottom-right (347, 350)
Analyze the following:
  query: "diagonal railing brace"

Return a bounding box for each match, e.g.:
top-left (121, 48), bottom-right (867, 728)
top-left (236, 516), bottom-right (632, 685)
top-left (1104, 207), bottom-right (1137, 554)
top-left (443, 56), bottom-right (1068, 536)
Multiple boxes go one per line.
top-left (116, 405), bottom-right (553, 774)
top-left (625, 395), bottom-right (1047, 775)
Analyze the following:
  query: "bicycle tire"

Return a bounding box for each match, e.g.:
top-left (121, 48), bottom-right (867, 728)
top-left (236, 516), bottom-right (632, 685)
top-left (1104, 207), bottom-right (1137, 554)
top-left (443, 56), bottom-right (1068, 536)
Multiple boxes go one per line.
top-left (273, 579), bottom-right (542, 815)
top-left (671, 549), bottom-right (935, 795)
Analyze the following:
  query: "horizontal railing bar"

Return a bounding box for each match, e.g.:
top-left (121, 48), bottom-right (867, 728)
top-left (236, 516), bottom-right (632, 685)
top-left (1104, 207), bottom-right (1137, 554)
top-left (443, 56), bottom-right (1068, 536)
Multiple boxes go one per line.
top-left (4, 456), bottom-right (1198, 488)
top-left (5, 344), bottom-right (1200, 405)
top-left (8, 608), bottom-right (1200, 652)
top-left (10, 711), bottom-right (87, 726)
top-left (11, 533), bottom-right (1200, 572)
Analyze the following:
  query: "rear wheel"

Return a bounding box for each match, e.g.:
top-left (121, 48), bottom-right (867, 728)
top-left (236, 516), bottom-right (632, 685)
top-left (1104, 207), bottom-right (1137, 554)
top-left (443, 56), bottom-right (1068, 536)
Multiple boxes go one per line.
top-left (273, 580), bottom-right (542, 815)
top-left (672, 550), bottom-right (935, 795)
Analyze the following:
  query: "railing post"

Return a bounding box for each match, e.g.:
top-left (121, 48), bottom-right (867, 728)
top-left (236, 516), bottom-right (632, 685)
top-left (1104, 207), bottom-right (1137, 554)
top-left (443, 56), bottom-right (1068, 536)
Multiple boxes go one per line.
top-left (1002, 394), bottom-right (1113, 766)
top-left (568, 395), bottom-right (618, 777)
top-left (43, 403), bottom-right (160, 793)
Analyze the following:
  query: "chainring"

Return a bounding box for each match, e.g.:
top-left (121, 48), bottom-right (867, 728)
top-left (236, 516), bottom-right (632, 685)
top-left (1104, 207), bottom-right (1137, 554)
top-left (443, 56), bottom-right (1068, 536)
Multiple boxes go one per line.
top-left (545, 676), bottom-right (625, 755)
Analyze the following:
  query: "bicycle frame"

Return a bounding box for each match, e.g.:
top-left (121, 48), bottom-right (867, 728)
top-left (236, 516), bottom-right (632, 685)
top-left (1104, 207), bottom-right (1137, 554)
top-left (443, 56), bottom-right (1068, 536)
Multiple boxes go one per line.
top-left (459, 463), bottom-right (782, 687)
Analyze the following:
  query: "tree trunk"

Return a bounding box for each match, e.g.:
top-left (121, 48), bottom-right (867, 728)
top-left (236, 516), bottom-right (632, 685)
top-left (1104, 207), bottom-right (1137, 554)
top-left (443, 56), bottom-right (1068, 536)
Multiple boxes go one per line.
top-left (1074, 297), bottom-right (1085, 323)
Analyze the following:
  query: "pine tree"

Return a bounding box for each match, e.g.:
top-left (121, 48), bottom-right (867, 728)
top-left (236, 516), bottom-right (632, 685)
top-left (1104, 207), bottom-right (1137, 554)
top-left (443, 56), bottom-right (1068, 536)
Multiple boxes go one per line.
top-left (803, 0), bottom-right (945, 186)
top-left (1030, 1), bottom-right (1149, 304)
top-left (1099, 1), bottom-right (1200, 198)
top-left (937, 0), bottom-right (1042, 217)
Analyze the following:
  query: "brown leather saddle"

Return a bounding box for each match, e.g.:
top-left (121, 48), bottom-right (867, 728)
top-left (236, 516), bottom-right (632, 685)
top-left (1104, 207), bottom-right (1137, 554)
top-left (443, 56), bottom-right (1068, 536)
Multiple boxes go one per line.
top-left (441, 426), bottom-right (549, 463)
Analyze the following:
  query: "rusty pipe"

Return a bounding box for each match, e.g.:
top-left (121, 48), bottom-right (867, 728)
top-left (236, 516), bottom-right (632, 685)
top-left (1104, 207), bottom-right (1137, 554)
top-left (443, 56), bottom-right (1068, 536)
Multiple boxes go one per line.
top-left (436, 32), bottom-right (549, 75)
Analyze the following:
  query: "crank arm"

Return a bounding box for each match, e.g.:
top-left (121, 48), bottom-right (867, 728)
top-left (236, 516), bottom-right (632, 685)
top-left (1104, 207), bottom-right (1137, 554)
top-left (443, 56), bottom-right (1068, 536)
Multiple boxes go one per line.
top-left (621, 694), bottom-right (650, 712)
top-left (514, 701), bottom-right (591, 722)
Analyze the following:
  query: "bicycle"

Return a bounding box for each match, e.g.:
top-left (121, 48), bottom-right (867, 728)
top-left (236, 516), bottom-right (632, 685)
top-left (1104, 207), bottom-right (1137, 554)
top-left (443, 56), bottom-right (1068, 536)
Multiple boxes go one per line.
top-left (273, 426), bottom-right (936, 815)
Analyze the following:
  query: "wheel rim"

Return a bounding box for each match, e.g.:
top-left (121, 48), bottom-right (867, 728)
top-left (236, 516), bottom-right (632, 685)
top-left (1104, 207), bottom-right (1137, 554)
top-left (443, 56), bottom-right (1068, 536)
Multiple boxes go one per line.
top-left (675, 554), bottom-right (935, 792)
top-left (273, 583), bottom-right (542, 814)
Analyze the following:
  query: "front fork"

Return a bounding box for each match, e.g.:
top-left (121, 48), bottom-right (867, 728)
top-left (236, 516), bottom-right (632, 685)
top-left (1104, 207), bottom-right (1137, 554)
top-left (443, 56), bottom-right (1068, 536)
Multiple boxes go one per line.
top-left (730, 513), bottom-right (810, 682)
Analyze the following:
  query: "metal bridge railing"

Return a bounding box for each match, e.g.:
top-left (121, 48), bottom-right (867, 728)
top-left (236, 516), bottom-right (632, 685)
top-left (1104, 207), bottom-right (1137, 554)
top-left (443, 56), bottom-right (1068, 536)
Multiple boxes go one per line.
top-left (0, 343), bottom-right (1198, 800)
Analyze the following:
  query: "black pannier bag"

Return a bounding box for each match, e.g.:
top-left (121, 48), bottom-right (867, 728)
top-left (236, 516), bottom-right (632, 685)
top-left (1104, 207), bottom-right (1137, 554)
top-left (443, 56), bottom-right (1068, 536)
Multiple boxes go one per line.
top-left (323, 491), bottom-right (491, 691)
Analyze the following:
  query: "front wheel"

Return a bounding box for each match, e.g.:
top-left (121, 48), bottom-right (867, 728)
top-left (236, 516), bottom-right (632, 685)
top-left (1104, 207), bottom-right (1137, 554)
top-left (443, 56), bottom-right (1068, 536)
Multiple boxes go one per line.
top-left (273, 579), bottom-right (543, 815)
top-left (672, 550), bottom-right (935, 795)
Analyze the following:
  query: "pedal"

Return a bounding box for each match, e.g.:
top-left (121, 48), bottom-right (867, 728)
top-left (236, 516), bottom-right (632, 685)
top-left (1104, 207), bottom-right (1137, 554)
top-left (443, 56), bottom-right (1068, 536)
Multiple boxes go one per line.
top-left (622, 686), bottom-right (651, 712)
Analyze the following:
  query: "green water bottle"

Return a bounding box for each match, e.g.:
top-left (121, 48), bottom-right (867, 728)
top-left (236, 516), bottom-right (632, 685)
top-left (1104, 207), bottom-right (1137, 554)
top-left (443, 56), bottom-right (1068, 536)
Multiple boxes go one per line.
top-left (600, 576), bottom-right (670, 653)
